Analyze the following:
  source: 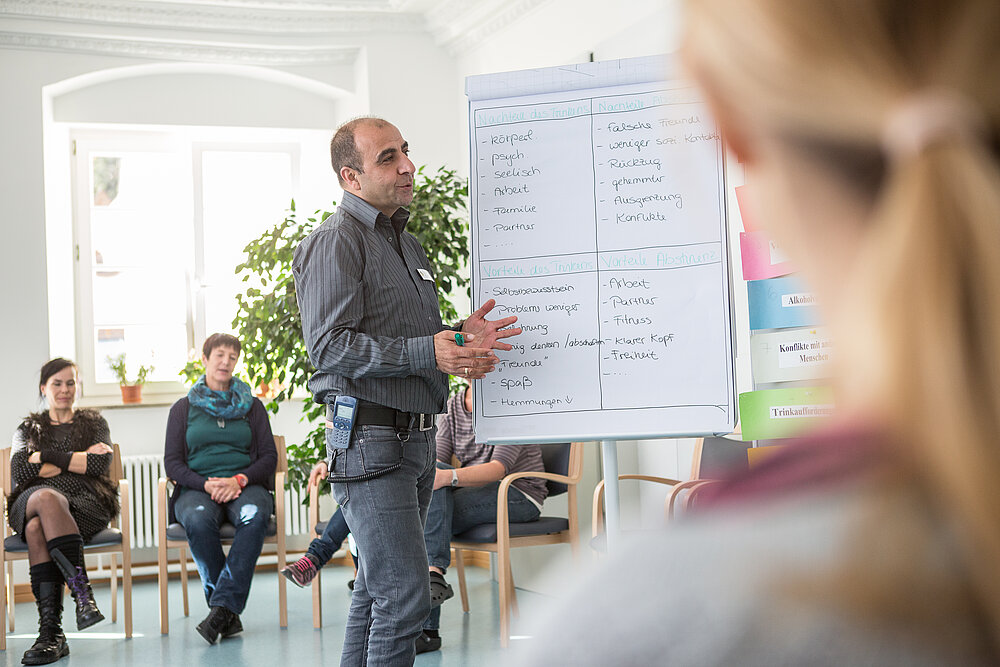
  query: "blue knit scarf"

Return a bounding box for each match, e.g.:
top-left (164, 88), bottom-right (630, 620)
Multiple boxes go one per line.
top-left (188, 375), bottom-right (253, 419)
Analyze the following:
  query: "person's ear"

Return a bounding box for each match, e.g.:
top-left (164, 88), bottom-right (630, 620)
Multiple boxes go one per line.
top-left (341, 166), bottom-right (362, 193)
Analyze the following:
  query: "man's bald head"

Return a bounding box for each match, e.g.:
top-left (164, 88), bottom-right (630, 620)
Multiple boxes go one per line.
top-left (330, 116), bottom-right (392, 187)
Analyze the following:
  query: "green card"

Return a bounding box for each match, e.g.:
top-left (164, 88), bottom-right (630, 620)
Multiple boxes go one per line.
top-left (738, 386), bottom-right (834, 441)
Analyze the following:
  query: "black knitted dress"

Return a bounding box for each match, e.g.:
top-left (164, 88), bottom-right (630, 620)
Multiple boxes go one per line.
top-left (8, 410), bottom-right (120, 542)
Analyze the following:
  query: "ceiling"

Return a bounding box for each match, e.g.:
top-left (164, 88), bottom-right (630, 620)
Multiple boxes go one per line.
top-left (0, 0), bottom-right (551, 63)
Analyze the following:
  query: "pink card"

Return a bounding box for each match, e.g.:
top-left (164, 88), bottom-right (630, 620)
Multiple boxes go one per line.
top-left (734, 185), bottom-right (759, 233)
top-left (740, 231), bottom-right (795, 281)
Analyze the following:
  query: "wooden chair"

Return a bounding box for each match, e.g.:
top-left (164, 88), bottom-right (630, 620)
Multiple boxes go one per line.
top-left (592, 474), bottom-right (681, 547)
top-left (306, 481), bottom-right (324, 629)
top-left (0, 444), bottom-right (133, 650)
top-left (156, 435), bottom-right (287, 634)
top-left (450, 442), bottom-right (583, 648)
top-left (664, 436), bottom-right (750, 518)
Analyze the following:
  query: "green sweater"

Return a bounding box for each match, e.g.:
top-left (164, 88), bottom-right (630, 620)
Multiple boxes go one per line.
top-left (185, 405), bottom-right (252, 478)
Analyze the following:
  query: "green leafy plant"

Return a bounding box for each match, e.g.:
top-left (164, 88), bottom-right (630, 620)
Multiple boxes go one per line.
top-left (232, 166), bottom-right (470, 500)
top-left (106, 353), bottom-right (154, 386)
top-left (178, 356), bottom-right (205, 386)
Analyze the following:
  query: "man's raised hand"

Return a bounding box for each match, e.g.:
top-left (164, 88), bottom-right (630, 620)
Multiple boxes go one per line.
top-left (461, 299), bottom-right (522, 352)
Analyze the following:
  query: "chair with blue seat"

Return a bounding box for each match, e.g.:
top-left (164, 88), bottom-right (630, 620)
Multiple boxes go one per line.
top-left (156, 435), bottom-right (287, 634)
top-left (0, 444), bottom-right (133, 650)
top-left (449, 441), bottom-right (583, 648)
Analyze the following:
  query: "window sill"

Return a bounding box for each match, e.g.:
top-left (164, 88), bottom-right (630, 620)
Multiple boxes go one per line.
top-left (76, 392), bottom-right (311, 410)
top-left (76, 393), bottom-right (185, 410)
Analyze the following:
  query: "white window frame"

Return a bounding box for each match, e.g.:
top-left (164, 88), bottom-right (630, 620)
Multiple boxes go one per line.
top-left (190, 141), bottom-right (300, 347)
top-left (70, 128), bottom-right (302, 401)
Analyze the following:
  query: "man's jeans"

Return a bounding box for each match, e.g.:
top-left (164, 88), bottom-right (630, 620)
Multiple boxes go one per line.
top-left (329, 424), bottom-right (435, 667)
top-left (422, 462), bottom-right (541, 631)
top-left (173, 484), bottom-right (273, 614)
top-left (307, 506), bottom-right (350, 565)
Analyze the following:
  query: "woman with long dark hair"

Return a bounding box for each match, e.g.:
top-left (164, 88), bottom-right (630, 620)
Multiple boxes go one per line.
top-left (9, 358), bottom-right (118, 664)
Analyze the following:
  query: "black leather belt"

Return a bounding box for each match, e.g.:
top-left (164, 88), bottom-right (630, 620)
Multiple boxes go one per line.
top-left (327, 402), bottom-right (436, 432)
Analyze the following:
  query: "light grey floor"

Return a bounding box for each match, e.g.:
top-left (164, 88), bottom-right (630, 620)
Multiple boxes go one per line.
top-left (0, 563), bottom-right (543, 666)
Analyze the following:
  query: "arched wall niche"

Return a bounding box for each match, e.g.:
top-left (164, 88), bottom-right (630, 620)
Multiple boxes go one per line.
top-left (47, 62), bottom-right (361, 128)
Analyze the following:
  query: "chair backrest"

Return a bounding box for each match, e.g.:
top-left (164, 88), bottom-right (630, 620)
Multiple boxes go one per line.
top-left (539, 443), bottom-right (572, 497)
top-left (274, 435), bottom-right (287, 474)
top-left (110, 443), bottom-right (123, 483)
top-left (691, 436), bottom-right (750, 480)
top-left (1, 447), bottom-right (10, 496)
top-left (747, 444), bottom-right (783, 469)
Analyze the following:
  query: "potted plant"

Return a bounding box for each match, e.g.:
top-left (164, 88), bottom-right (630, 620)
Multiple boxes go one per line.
top-left (106, 353), bottom-right (154, 404)
top-left (232, 166), bottom-right (470, 499)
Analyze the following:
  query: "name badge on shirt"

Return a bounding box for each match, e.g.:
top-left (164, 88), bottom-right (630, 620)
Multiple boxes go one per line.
top-left (416, 268), bottom-right (434, 282)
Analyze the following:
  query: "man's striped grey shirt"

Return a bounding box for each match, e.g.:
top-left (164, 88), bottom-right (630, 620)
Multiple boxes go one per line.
top-left (292, 191), bottom-right (449, 414)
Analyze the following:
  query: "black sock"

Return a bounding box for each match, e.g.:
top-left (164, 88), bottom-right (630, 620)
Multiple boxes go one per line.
top-left (29, 562), bottom-right (62, 600)
top-left (47, 533), bottom-right (85, 574)
top-left (423, 629), bottom-right (439, 639)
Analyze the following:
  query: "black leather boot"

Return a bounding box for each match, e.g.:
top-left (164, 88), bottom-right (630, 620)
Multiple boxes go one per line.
top-left (21, 581), bottom-right (69, 665)
top-left (49, 548), bottom-right (104, 630)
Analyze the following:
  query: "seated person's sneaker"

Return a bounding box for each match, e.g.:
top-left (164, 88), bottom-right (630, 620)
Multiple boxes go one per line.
top-left (416, 631), bottom-right (441, 654)
top-left (282, 554), bottom-right (320, 588)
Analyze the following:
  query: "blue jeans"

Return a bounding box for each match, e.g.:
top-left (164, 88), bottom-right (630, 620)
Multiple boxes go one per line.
top-left (422, 462), bottom-right (541, 631)
top-left (174, 485), bottom-right (273, 614)
top-left (307, 506), bottom-right (350, 565)
top-left (329, 424), bottom-right (436, 667)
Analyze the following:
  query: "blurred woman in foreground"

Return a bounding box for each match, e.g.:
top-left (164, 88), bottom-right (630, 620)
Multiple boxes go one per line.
top-left (519, 1), bottom-right (1000, 664)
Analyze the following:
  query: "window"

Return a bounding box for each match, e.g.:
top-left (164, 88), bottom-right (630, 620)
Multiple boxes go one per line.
top-left (70, 126), bottom-right (329, 398)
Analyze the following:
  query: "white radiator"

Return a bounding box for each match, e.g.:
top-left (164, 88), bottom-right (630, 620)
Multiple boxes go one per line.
top-left (121, 455), bottom-right (312, 548)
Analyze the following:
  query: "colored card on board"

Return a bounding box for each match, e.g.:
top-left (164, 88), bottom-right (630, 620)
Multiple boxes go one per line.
top-left (740, 231), bottom-right (794, 281)
top-left (738, 386), bottom-right (834, 441)
top-left (750, 328), bottom-right (832, 384)
top-left (734, 185), bottom-right (759, 233)
top-left (747, 275), bottom-right (821, 330)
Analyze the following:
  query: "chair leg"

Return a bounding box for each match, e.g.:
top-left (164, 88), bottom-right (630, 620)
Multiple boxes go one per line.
top-left (311, 569), bottom-right (322, 629)
top-left (1, 552), bottom-right (7, 650)
top-left (506, 560), bottom-right (519, 619)
top-left (498, 548), bottom-right (511, 648)
top-left (6, 560), bottom-right (14, 632)
top-left (122, 544), bottom-right (133, 639)
top-left (110, 553), bottom-right (118, 623)
top-left (158, 541), bottom-right (169, 635)
top-left (277, 546), bottom-right (288, 629)
top-left (179, 545), bottom-right (190, 617)
top-left (453, 549), bottom-right (470, 613)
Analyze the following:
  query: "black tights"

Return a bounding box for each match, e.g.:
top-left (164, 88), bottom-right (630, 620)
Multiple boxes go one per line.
top-left (23, 488), bottom-right (80, 566)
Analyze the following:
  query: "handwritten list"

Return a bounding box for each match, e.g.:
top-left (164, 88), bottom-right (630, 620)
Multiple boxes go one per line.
top-left (468, 68), bottom-right (736, 443)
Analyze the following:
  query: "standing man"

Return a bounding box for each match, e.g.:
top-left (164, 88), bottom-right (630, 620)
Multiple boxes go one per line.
top-left (293, 116), bottom-right (520, 666)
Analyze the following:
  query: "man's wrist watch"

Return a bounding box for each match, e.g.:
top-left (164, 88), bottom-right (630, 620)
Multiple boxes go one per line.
top-left (450, 469), bottom-right (459, 488)
top-left (235, 474), bottom-right (248, 488)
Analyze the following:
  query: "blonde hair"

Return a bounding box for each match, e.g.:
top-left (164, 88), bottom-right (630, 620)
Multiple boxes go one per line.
top-left (685, 0), bottom-right (1000, 646)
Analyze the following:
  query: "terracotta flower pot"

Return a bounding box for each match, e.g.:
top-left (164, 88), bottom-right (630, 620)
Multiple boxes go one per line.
top-left (120, 384), bottom-right (143, 404)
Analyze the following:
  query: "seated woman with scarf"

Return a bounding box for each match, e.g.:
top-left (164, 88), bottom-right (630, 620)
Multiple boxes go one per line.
top-left (164, 333), bottom-right (277, 645)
